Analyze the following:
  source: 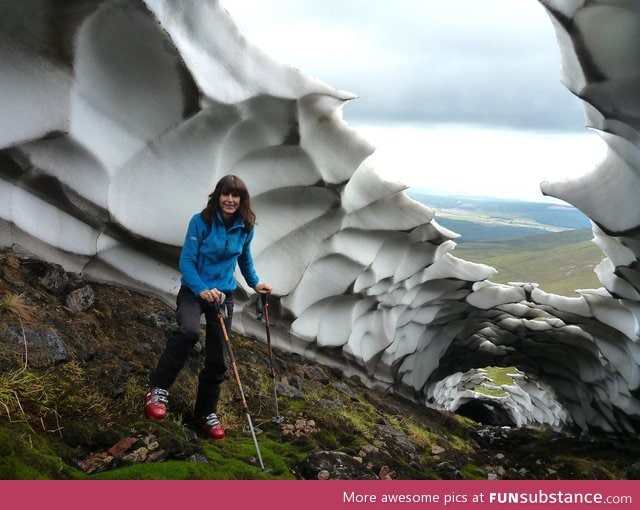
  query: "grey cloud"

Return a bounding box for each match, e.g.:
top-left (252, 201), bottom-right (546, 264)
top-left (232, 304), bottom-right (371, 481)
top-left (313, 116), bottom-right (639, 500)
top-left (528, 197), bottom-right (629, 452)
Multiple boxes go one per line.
top-left (224, 0), bottom-right (585, 131)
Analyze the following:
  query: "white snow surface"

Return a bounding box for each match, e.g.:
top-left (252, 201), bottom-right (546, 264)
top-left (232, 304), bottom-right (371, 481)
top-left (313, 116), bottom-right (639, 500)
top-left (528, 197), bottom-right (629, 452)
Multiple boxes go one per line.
top-left (1, 0), bottom-right (639, 434)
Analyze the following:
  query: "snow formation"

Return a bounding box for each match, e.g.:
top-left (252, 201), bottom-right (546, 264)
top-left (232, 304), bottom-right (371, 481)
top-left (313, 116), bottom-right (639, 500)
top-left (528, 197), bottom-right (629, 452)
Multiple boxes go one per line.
top-left (1, 0), bottom-right (639, 434)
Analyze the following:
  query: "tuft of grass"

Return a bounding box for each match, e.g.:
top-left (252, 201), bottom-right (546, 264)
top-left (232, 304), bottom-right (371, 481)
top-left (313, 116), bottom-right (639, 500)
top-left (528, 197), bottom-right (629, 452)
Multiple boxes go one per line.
top-left (0, 291), bottom-right (40, 326)
top-left (0, 368), bottom-right (54, 425)
top-left (55, 361), bottom-right (110, 419)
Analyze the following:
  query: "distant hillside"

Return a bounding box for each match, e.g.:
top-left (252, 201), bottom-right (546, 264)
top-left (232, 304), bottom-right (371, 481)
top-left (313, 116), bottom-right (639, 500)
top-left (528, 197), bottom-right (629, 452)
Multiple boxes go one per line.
top-left (407, 190), bottom-right (591, 243)
top-left (404, 190), bottom-right (601, 294)
top-left (453, 229), bottom-right (604, 295)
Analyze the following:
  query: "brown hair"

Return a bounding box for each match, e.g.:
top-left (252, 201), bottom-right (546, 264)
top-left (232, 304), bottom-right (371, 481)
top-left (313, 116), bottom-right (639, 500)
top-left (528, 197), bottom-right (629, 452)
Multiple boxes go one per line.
top-left (201, 175), bottom-right (256, 229)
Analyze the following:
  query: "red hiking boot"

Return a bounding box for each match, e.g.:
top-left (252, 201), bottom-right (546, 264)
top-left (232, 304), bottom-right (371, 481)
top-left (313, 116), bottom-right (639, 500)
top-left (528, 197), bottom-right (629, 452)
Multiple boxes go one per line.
top-left (145, 387), bottom-right (168, 421)
top-left (199, 412), bottom-right (225, 440)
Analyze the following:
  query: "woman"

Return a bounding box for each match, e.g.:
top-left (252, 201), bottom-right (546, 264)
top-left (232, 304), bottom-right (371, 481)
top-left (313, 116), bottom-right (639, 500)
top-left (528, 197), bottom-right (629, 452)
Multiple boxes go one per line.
top-left (145, 175), bottom-right (271, 440)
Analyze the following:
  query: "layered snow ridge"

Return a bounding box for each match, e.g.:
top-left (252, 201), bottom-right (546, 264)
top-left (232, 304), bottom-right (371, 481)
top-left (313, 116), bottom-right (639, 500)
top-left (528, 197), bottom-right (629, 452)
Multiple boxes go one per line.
top-left (1, 0), bottom-right (639, 434)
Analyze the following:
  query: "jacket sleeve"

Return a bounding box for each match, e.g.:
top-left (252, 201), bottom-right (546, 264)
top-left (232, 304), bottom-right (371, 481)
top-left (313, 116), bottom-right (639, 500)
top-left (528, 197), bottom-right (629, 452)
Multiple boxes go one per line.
top-left (237, 227), bottom-right (260, 289)
top-left (179, 215), bottom-right (209, 295)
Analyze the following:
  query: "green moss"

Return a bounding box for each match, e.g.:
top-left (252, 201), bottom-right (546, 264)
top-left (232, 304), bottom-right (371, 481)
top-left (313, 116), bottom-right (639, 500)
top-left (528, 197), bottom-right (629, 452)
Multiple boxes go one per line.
top-left (205, 432), bottom-right (297, 479)
top-left (312, 429), bottom-right (338, 449)
top-left (404, 421), bottom-right (438, 449)
top-left (346, 435), bottom-right (373, 449)
top-left (0, 424), bottom-right (84, 480)
top-left (286, 399), bottom-right (307, 413)
top-left (486, 366), bottom-right (517, 386)
top-left (60, 419), bottom-right (121, 450)
top-left (336, 401), bottom-right (378, 439)
top-left (91, 460), bottom-right (215, 480)
top-left (452, 414), bottom-right (476, 427)
top-left (90, 431), bottom-right (298, 480)
top-left (0, 428), bottom-right (15, 457)
top-left (450, 434), bottom-right (475, 455)
top-left (461, 463), bottom-right (487, 480)
top-left (551, 456), bottom-right (617, 480)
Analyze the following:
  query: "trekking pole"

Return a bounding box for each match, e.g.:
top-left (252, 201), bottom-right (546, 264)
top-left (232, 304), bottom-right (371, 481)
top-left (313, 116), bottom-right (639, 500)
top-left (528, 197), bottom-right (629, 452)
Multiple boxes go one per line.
top-left (260, 294), bottom-right (284, 424)
top-left (215, 296), bottom-right (265, 472)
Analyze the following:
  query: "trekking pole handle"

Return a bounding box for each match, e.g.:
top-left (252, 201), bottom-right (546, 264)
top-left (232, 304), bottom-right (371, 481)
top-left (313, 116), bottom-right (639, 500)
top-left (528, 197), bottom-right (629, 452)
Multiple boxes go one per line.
top-left (212, 291), bottom-right (226, 315)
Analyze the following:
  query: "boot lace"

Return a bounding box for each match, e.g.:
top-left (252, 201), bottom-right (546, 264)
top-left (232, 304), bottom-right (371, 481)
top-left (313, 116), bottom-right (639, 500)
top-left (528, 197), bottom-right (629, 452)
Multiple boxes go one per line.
top-left (148, 387), bottom-right (169, 406)
top-left (203, 412), bottom-right (222, 428)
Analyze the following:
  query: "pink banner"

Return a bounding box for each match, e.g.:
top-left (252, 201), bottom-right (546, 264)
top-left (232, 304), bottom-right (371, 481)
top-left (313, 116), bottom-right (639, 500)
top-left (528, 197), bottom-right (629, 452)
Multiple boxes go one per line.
top-left (2, 480), bottom-right (637, 510)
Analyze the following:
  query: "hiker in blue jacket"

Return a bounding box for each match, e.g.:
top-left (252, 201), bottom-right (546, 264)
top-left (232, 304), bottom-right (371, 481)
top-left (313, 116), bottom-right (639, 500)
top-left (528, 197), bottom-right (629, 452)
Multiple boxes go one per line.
top-left (145, 175), bottom-right (272, 440)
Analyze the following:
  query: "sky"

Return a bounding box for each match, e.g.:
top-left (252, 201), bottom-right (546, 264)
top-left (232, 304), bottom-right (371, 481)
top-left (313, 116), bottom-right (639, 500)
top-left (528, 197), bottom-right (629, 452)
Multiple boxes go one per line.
top-left (220, 0), bottom-right (606, 202)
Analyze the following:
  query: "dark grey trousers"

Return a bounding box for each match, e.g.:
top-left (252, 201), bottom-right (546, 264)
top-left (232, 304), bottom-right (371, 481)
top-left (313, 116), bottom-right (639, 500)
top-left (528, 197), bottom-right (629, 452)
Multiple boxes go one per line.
top-left (149, 286), bottom-right (232, 417)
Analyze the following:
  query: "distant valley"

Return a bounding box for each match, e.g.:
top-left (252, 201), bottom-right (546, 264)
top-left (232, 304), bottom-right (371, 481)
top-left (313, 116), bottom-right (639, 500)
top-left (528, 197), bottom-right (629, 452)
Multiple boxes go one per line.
top-left (407, 190), bottom-right (603, 295)
top-left (407, 190), bottom-right (591, 242)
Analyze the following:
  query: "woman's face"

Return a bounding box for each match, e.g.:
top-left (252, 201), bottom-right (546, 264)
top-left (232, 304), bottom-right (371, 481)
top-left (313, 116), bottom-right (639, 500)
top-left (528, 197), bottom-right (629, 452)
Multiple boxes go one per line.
top-left (219, 190), bottom-right (240, 219)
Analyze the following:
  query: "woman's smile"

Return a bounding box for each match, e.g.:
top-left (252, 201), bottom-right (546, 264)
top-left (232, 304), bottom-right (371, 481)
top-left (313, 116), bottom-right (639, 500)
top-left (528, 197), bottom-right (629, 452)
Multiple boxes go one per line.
top-left (220, 192), bottom-right (240, 218)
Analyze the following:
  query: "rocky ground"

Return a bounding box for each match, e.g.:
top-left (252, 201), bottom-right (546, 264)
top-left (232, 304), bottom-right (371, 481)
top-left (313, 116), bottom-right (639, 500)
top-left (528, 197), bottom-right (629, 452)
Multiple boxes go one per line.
top-left (1, 247), bottom-right (639, 480)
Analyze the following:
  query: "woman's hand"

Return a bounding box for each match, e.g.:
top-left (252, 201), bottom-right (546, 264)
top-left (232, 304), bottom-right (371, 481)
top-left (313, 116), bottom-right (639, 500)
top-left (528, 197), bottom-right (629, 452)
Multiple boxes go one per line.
top-left (199, 288), bottom-right (223, 304)
top-left (254, 283), bottom-right (272, 294)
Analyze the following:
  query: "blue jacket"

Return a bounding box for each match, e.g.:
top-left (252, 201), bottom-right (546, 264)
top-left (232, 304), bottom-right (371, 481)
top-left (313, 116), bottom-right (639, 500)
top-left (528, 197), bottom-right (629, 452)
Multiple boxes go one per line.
top-left (179, 211), bottom-right (259, 296)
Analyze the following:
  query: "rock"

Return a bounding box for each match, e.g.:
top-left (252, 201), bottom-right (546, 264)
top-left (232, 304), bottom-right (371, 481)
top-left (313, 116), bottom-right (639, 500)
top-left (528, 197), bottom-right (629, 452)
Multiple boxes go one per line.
top-left (107, 437), bottom-right (137, 457)
top-left (143, 435), bottom-right (159, 450)
top-left (335, 382), bottom-right (358, 401)
top-left (281, 415), bottom-right (319, 437)
top-left (299, 451), bottom-right (378, 480)
top-left (76, 453), bottom-right (115, 474)
top-left (65, 285), bottom-right (95, 312)
top-left (0, 253), bottom-right (25, 287)
top-left (435, 461), bottom-right (462, 480)
top-left (359, 445), bottom-right (379, 457)
top-left (146, 450), bottom-right (168, 463)
top-left (122, 447), bottom-right (149, 463)
top-left (431, 445), bottom-right (446, 456)
top-left (2, 325), bottom-right (68, 367)
top-left (140, 309), bottom-right (178, 333)
top-left (379, 465), bottom-right (395, 479)
top-left (377, 425), bottom-right (419, 463)
top-left (304, 366), bottom-right (330, 384)
top-left (286, 375), bottom-right (303, 389)
top-left (38, 264), bottom-right (69, 295)
top-left (276, 381), bottom-right (304, 399)
top-left (621, 462), bottom-right (640, 479)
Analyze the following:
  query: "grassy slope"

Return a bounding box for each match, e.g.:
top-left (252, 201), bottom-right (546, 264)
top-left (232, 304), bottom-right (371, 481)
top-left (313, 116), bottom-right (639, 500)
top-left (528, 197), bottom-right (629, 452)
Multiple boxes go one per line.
top-left (407, 191), bottom-right (602, 293)
top-left (453, 229), bottom-right (604, 295)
